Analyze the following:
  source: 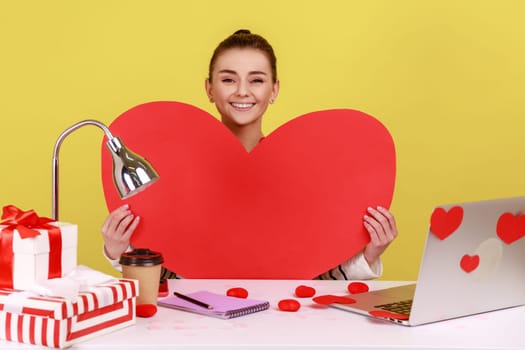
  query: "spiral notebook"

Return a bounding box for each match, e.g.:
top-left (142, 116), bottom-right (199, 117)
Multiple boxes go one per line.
top-left (158, 290), bottom-right (270, 319)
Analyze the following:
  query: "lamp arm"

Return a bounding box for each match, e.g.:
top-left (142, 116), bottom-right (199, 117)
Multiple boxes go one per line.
top-left (52, 119), bottom-right (114, 220)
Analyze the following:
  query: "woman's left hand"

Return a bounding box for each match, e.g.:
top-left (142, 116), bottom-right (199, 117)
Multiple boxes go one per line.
top-left (362, 206), bottom-right (398, 264)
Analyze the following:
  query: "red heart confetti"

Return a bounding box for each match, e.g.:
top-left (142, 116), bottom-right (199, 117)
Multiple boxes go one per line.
top-left (226, 287), bottom-right (249, 299)
top-left (347, 282), bottom-right (369, 294)
top-left (430, 206), bottom-right (464, 240)
top-left (295, 285), bottom-right (316, 298)
top-left (496, 212), bottom-right (525, 245)
top-left (312, 295), bottom-right (356, 305)
top-left (369, 310), bottom-right (409, 320)
top-left (136, 304), bottom-right (157, 318)
top-left (102, 101), bottom-right (396, 279)
top-left (460, 254), bottom-right (480, 273)
top-left (278, 299), bottom-right (301, 312)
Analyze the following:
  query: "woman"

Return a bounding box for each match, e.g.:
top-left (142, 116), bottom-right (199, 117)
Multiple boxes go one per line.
top-left (102, 30), bottom-right (398, 280)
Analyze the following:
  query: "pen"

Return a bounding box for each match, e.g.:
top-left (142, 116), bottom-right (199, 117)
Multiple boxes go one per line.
top-left (173, 291), bottom-right (214, 309)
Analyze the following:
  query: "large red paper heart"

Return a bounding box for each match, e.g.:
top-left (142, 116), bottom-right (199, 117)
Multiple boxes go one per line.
top-left (496, 213), bottom-right (525, 245)
top-left (460, 254), bottom-right (480, 273)
top-left (101, 101), bottom-right (396, 279)
top-left (430, 206), bottom-right (464, 240)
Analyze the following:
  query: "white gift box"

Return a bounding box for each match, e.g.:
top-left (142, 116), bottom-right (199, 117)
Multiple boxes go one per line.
top-left (0, 279), bottom-right (137, 348)
top-left (0, 222), bottom-right (77, 290)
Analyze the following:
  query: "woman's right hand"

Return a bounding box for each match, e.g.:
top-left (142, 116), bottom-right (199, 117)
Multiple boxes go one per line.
top-left (101, 204), bottom-right (140, 260)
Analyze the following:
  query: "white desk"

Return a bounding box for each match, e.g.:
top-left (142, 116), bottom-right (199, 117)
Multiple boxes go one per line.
top-left (2, 279), bottom-right (524, 350)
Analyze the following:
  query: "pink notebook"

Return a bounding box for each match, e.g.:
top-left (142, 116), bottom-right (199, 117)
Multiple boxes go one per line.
top-left (158, 290), bottom-right (270, 319)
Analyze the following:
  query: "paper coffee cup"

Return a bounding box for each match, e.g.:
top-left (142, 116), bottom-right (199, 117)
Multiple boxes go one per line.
top-left (120, 248), bottom-right (164, 305)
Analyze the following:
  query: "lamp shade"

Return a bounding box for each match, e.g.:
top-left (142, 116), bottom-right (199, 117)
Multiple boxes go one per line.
top-left (52, 119), bottom-right (159, 220)
top-left (106, 136), bottom-right (159, 199)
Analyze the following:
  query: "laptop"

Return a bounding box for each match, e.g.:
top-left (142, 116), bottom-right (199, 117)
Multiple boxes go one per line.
top-left (331, 195), bottom-right (525, 326)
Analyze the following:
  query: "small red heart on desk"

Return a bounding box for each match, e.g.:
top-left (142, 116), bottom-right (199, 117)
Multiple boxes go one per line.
top-left (226, 287), bottom-right (249, 298)
top-left (347, 282), bottom-right (369, 294)
top-left (295, 285), bottom-right (316, 298)
top-left (136, 304), bottom-right (157, 318)
top-left (102, 101), bottom-right (396, 279)
top-left (312, 295), bottom-right (356, 305)
top-left (278, 299), bottom-right (301, 312)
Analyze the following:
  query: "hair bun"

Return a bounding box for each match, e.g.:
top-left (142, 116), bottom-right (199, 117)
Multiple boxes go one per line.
top-left (234, 29), bottom-right (251, 35)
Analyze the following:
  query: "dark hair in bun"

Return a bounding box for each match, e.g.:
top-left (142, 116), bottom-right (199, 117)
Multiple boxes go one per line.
top-left (234, 29), bottom-right (251, 35)
top-left (208, 29), bottom-right (277, 83)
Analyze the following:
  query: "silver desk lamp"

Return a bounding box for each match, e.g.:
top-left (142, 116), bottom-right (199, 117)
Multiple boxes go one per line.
top-left (52, 119), bottom-right (159, 220)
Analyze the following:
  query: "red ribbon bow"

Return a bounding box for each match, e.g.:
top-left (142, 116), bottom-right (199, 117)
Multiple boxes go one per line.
top-left (0, 205), bottom-right (63, 289)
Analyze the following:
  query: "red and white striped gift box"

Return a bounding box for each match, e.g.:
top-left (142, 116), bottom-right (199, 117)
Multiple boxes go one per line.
top-left (0, 278), bottom-right (137, 348)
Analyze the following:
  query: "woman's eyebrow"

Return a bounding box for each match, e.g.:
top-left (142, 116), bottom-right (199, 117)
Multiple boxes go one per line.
top-left (217, 69), bottom-right (238, 75)
top-left (248, 70), bottom-right (268, 76)
top-left (217, 69), bottom-right (268, 76)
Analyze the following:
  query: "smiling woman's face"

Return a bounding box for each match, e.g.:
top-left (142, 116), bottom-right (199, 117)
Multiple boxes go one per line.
top-left (205, 48), bottom-right (279, 131)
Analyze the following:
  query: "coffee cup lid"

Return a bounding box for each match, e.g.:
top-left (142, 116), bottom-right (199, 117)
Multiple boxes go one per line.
top-left (119, 248), bottom-right (164, 266)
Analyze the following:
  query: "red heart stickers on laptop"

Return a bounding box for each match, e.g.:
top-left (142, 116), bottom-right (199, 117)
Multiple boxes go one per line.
top-left (460, 254), bottom-right (480, 273)
top-left (101, 101), bottom-right (396, 279)
top-left (496, 212), bottom-right (525, 245)
top-left (430, 206), bottom-right (464, 240)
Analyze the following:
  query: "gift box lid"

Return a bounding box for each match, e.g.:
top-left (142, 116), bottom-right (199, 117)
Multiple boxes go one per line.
top-left (0, 279), bottom-right (137, 320)
top-left (1, 222), bottom-right (78, 255)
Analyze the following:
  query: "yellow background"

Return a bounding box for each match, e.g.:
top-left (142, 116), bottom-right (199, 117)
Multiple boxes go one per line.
top-left (2, 1), bottom-right (524, 280)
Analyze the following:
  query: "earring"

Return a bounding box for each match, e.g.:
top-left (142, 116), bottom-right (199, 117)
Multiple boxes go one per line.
top-left (269, 99), bottom-right (275, 104)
